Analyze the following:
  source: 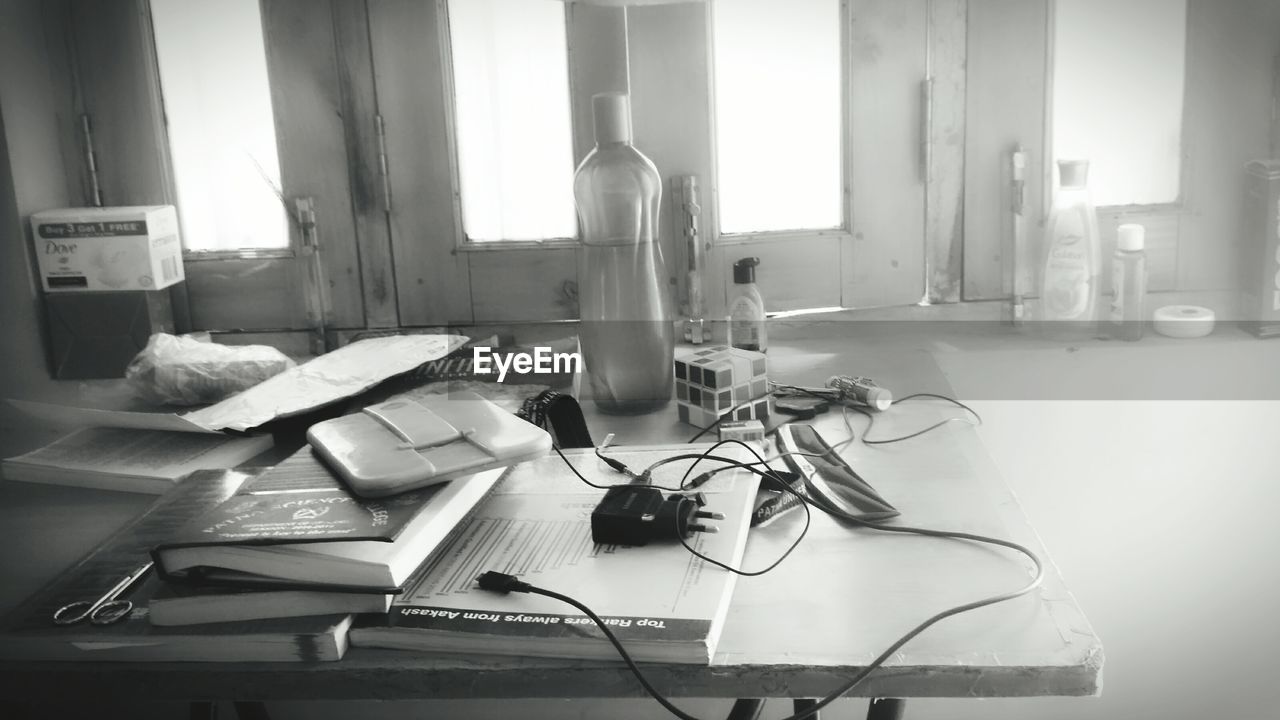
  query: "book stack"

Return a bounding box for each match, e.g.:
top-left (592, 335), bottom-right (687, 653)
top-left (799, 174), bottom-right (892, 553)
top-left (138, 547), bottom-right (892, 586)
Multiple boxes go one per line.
top-left (2, 437), bottom-right (761, 666)
top-left (146, 446), bottom-right (506, 627)
top-left (0, 446), bottom-right (506, 662)
top-left (0, 468), bottom-right (353, 662)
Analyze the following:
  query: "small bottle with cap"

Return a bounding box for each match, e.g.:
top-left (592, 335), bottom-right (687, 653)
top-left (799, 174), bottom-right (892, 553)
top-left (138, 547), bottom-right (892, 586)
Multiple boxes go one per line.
top-left (1109, 223), bottom-right (1147, 341)
top-left (728, 257), bottom-right (767, 352)
top-left (826, 375), bottom-right (893, 411)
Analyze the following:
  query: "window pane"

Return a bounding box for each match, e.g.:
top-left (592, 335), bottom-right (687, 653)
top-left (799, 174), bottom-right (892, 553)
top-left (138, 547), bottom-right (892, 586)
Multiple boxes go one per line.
top-left (713, 0), bottom-right (842, 234)
top-left (447, 0), bottom-right (576, 242)
top-left (150, 0), bottom-right (288, 251)
top-left (1053, 0), bottom-right (1186, 206)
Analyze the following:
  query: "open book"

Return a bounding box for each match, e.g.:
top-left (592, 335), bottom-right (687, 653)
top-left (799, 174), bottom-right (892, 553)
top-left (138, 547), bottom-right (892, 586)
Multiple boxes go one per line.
top-left (350, 444), bottom-right (760, 664)
top-left (2, 427), bottom-right (273, 494)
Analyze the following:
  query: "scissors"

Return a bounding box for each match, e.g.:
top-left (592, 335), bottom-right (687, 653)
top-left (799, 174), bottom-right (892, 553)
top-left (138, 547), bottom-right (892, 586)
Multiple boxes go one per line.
top-left (52, 561), bottom-right (154, 626)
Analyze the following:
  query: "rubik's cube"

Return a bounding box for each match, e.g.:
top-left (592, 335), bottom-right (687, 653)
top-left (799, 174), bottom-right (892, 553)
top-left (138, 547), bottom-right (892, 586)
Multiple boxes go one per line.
top-left (674, 345), bottom-right (769, 428)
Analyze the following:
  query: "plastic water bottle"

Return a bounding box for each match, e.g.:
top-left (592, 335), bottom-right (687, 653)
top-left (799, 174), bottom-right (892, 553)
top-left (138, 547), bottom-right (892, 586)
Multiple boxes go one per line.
top-left (573, 93), bottom-right (674, 414)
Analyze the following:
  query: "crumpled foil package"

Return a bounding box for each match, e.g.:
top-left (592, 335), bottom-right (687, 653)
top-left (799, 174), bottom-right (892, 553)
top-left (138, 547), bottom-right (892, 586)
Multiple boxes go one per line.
top-left (125, 333), bottom-right (295, 406)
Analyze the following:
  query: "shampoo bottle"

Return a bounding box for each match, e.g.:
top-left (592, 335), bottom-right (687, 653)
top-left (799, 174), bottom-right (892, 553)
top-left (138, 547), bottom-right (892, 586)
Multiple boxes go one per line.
top-left (1041, 159), bottom-right (1101, 338)
top-left (728, 257), bottom-right (767, 352)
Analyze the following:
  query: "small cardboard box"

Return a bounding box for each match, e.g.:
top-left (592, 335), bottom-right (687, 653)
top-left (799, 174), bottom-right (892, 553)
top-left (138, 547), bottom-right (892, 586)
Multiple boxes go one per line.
top-left (44, 291), bottom-right (175, 379)
top-left (30, 206), bottom-right (184, 292)
top-left (1241, 161), bottom-right (1280, 337)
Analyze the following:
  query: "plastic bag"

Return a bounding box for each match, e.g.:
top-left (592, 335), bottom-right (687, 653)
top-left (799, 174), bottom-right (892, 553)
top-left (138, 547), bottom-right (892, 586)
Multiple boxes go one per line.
top-left (126, 333), bottom-right (295, 406)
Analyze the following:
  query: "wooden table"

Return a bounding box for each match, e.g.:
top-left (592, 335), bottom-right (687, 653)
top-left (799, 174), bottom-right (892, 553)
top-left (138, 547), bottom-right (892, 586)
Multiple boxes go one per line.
top-left (0, 342), bottom-right (1102, 718)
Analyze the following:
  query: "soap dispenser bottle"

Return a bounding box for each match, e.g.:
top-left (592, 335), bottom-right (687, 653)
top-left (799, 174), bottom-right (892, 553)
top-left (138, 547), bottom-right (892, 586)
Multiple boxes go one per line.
top-left (1041, 159), bottom-right (1102, 338)
top-left (728, 257), bottom-right (767, 352)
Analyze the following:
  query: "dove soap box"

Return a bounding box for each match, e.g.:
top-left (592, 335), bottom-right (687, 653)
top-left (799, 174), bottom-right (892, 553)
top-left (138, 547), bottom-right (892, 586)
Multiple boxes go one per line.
top-left (31, 206), bottom-right (184, 292)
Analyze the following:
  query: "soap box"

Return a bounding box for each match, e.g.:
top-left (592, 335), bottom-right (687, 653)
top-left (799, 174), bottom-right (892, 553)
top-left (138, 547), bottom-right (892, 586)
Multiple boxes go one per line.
top-left (30, 206), bottom-right (184, 292)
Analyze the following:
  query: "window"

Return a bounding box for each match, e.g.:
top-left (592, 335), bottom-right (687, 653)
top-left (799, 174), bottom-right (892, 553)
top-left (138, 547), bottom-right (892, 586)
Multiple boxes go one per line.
top-left (150, 0), bottom-right (288, 252)
top-left (712, 0), bottom-right (844, 234)
top-left (1052, 0), bottom-right (1187, 207)
top-left (445, 0), bottom-right (577, 243)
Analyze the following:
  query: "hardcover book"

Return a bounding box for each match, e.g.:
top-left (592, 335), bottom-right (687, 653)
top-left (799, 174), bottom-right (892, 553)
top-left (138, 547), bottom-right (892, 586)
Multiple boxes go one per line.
top-left (148, 583), bottom-right (392, 627)
top-left (0, 469), bottom-right (352, 662)
top-left (151, 445), bottom-right (506, 592)
top-left (349, 445), bottom-right (760, 664)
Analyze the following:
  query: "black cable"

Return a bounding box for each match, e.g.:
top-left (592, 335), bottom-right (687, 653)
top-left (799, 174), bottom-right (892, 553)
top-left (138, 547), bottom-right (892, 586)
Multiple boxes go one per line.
top-left (643, 451), bottom-right (757, 477)
top-left (570, 439), bottom-right (811, 578)
top-left (678, 450), bottom-right (835, 489)
top-left (555, 444), bottom-right (688, 493)
top-left (474, 573), bottom-right (701, 720)
top-left (552, 444), bottom-right (616, 489)
top-left (519, 438), bottom-right (1045, 720)
top-left (771, 383), bottom-right (980, 447)
top-left (853, 393), bottom-right (983, 446)
top-left (594, 444), bottom-right (645, 481)
top-left (671, 439), bottom-right (811, 577)
top-left (480, 518), bottom-right (1043, 720)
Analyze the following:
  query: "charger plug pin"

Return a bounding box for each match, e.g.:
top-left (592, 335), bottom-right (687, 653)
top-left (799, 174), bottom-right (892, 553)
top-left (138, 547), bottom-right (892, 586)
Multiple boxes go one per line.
top-left (694, 510), bottom-right (725, 520)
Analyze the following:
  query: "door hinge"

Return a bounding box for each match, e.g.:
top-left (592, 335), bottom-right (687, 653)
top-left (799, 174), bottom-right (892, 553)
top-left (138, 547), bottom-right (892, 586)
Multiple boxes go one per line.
top-left (80, 114), bottom-right (103, 207)
top-left (294, 196), bottom-right (330, 354)
top-left (920, 77), bottom-right (934, 184)
top-left (295, 197), bottom-right (319, 251)
top-left (376, 114), bottom-right (392, 213)
top-left (674, 175), bottom-right (707, 344)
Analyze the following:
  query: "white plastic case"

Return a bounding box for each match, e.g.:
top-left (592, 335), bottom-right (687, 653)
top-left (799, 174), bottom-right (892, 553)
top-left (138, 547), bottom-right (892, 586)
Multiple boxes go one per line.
top-left (307, 391), bottom-right (551, 497)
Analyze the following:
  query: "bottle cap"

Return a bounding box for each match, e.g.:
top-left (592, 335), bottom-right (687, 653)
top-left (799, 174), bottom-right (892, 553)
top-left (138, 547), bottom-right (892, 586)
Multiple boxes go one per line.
top-left (1057, 159), bottom-right (1090, 188)
top-left (592, 92), bottom-right (632, 145)
top-left (1117, 223), bottom-right (1145, 251)
top-left (864, 386), bottom-right (892, 412)
top-left (733, 257), bottom-right (760, 284)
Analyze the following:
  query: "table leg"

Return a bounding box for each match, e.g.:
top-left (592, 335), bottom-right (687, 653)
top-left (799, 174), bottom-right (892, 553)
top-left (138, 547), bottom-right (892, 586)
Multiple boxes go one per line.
top-left (234, 701), bottom-right (271, 720)
top-left (725, 698), bottom-right (766, 720)
top-left (866, 698), bottom-right (906, 720)
top-left (793, 698), bottom-right (820, 719)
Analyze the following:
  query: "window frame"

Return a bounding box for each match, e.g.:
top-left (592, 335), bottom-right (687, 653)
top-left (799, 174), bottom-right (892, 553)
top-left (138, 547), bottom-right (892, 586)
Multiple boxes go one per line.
top-left (707, 0), bottom-right (854, 248)
top-left (1044, 0), bottom-right (1192, 216)
top-left (146, 0), bottom-right (300, 264)
top-left (437, 0), bottom-right (855, 254)
top-left (145, 0), bottom-right (367, 335)
top-left (436, 0), bottom-right (582, 253)
top-left (1037, 0), bottom-right (1191, 302)
top-left (97, 0), bottom-right (940, 332)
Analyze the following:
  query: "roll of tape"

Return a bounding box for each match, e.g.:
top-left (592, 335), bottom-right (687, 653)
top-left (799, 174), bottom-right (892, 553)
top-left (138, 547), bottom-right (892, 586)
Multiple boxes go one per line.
top-left (1153, 305), bottom-right (1215, 338)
